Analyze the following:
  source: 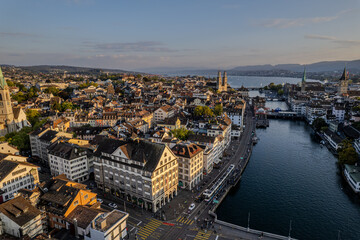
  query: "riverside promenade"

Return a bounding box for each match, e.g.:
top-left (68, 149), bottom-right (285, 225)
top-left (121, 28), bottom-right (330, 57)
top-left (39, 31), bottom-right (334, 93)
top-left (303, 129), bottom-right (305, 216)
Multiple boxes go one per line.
top-left (157, 103), bottom-right (294, 240)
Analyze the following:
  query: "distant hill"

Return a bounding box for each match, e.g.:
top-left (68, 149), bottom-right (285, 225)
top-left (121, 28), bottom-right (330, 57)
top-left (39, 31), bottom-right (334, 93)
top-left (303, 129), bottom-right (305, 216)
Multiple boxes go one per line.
top-left (3, 65), bottom-right (140, 74)
top-left (229, 59), bottom-right (360, 73)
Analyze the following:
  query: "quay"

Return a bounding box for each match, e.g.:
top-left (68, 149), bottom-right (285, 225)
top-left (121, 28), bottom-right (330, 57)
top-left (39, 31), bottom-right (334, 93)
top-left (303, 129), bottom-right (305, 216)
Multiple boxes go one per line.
top-left (203, 104), bottom-right (293, 240)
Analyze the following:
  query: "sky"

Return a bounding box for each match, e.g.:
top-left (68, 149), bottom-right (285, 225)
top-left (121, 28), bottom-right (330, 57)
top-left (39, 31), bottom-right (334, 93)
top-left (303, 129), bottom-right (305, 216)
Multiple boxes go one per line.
top-left (1, 0), bottom-right (360, 71)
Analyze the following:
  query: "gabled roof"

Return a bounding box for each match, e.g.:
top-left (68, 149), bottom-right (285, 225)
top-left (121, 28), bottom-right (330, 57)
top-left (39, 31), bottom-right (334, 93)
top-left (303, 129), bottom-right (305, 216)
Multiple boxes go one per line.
top-left (0, 160), bottom-right (18, 182)
top-left (171, 143), bottom-right (203, 158)
top-left (0, 197), bottom-right (42, 227)
top-left (94, 139), bottom-right (166, 172)
top-left (66, 205), bottom-right (105, 229)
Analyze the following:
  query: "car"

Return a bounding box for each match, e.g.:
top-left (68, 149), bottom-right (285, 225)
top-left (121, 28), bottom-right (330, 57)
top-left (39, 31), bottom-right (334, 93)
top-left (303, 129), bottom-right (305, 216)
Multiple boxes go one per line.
top-left (108, 203), bottom-right (118, 208)
top-left (188, 203), bottom-right (196, 211)
top-left (97, 198), bottom-right (103, 203)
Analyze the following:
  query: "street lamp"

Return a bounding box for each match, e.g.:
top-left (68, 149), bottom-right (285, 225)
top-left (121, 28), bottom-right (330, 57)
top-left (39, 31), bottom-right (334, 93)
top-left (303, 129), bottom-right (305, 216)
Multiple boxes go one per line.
top-left (288, 220), bottom-right (292, 240)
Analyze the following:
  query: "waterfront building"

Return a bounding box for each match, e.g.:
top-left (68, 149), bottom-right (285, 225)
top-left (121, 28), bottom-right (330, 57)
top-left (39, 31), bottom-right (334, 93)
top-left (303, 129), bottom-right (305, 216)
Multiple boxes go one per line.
top-left (85, 210), bottom-right (129, 240)
top-left (238, 85), bottom-right (249, 98)
top-left (225, 99), bottom-right (246, 130)
top-left (328, 121), bottom-right (339, 133)
top-left (94, 139), bottom-right (178, 212)
top-left (216, 71), bottom-right (228, 92)
top-left (47, 141), bottom-right (92, 182)
top-left (332, 106), bottom-right (345, 122)
top-left (0, 196), bottom-right (45, 238)
top-left (0, 160), bottom-right (39, 203)
top-left (171, 143), bottom-right (204, 190)
top-left (354, 138), bottom-right (360, 154)
top-left (344, 164), bottom-right (360, 193)
top-left (323, 129), bottom-right (344, 150)
top-left (305, 104), bottom-right (326, 124)
top-left (187, 134), bottom-right (222, 174)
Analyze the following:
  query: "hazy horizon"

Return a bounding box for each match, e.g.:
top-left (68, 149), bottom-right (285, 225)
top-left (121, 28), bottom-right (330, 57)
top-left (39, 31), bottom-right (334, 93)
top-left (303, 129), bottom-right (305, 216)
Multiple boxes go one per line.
top-left (1, 0), bottom-right (360, 71)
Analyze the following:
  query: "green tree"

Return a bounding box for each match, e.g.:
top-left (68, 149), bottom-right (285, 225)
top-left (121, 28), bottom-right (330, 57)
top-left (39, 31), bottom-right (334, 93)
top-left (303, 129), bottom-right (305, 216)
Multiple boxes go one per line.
top-left (26, 110), bottom-right (40, 126)
top-left (338, 139), bottom-right (358, 165)
top-left (61, 102), bottom-right (73, 111)
top-left (214, 104), bottom-right (223, 116)
top-left (51, 102), bottom-right (61, 111)
top-left (194, 106), bottom-right (214, 117)
top-left (352, 104), bottom-right (360, 112)
top-left (171, 128), bottom-right (193, 140)
top-left (312, 118), bottom-right (327, 132)
top-left (6, 80), bottom-right (14, 87)
top-left (45, 86), bottom-right (60, 95)
top-left (277, 89), bottom-right (284, 95)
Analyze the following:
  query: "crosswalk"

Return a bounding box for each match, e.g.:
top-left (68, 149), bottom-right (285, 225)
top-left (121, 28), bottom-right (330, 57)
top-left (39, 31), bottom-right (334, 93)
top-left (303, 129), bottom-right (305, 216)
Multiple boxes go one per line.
top-left (193, 230), bottom-right (212, 240)
top-left (176, 216), bottom-right (194, 225)
top-left (136, 219), bottom-right (162, 240)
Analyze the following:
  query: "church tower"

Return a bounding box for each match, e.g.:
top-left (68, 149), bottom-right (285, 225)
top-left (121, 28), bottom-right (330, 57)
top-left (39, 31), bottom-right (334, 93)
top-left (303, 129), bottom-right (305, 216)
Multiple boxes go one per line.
top-left (223, 71), bottom-right (228, 92)
top-left (0, 68), bottom-right (15, 133)
top-left (216, 71), bottom-right (222, 92)
top-left (301, 68), bottom-right (306, 93)
top-left (338, 66), bottom-right (348, 95)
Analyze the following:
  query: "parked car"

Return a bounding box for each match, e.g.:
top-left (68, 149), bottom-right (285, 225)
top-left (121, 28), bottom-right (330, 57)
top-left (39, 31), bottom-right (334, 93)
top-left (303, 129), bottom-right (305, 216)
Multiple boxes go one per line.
top-left (188, 203), bottom-right (196, 211)
top-left (108, 202), bottom-right (118, 208)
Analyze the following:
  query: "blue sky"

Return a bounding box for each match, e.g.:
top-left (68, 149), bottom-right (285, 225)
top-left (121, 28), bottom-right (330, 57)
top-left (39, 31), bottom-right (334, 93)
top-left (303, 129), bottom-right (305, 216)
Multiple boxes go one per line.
top-left (1, 0), bottom-right (360, 71)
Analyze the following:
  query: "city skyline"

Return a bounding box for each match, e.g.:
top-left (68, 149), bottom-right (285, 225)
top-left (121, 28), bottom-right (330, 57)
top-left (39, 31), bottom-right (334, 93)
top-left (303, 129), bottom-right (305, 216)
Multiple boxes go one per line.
top-left (1, 0), bottom-right (360, 71)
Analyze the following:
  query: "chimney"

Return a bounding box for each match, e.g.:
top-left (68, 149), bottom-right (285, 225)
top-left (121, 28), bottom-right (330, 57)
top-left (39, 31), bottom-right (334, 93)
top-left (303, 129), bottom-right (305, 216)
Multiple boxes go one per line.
top-left (74, 218), bottom-right (79, 239)
top-left (100, 219), bottom-right (107, 230)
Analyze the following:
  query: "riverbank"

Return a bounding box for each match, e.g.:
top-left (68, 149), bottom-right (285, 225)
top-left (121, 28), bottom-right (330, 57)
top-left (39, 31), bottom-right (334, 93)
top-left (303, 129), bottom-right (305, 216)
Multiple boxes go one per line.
top-left (216, 119), bottom-right (360, 240)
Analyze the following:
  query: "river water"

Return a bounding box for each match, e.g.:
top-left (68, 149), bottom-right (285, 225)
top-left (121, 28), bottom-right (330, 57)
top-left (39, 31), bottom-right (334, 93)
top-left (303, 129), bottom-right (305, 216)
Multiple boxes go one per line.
top-left (216, 119), bottom-right (360, 240)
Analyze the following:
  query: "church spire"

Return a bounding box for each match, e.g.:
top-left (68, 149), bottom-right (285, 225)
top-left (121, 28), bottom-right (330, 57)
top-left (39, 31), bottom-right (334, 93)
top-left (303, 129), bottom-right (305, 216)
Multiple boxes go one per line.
top-left (0, 67), bottom-right (7, 89)
top-left (302, 67), bottom-right (306, 83)
top-left (339, 65), bottom-right (347, 81)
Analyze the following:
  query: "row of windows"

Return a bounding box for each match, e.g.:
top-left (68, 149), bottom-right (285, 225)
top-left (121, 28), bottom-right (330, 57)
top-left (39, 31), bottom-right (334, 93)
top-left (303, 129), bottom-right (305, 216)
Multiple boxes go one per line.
top-left (3, 173), bottom-right (32, 187)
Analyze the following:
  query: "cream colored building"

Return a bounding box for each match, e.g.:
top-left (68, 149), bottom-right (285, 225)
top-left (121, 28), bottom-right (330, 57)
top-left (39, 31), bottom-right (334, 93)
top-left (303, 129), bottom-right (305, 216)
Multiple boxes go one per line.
top-left (154, 105), bottom-right (175, 122)
top-left (94, 139), bottom-right (178, 212)
top-left (0, 160), bottom-right (40, 203)
top-left (85, 210), bottom-right (129, 240)
top-left (0, 142), bottom-right (20, 155)
top-left (171, 143), bottom-right (204, 190)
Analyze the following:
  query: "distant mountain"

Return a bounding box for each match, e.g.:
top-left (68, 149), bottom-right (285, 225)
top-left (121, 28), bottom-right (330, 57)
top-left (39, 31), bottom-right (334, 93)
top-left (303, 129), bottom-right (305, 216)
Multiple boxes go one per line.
top-left (229, 59), bottom-right (360, 73)
top-left (3, 65), bottom-right (140, 74)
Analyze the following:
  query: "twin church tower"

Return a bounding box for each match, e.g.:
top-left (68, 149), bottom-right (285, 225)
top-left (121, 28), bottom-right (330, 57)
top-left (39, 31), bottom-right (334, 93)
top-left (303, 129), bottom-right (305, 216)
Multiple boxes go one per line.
top-left (216, 71), bottom-right (228, 92)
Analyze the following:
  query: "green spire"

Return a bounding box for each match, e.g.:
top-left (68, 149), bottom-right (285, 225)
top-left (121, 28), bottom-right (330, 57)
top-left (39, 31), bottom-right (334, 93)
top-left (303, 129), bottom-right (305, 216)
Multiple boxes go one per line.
top-left (302, 67), bottom-right (306, 83)
top-left (0, 67), bottom-right (6, 89)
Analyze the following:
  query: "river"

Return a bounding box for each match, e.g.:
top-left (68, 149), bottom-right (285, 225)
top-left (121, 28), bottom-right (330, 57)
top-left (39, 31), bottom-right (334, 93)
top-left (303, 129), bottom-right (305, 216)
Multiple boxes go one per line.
top-left (216, 119), bottom-right (360, 240)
